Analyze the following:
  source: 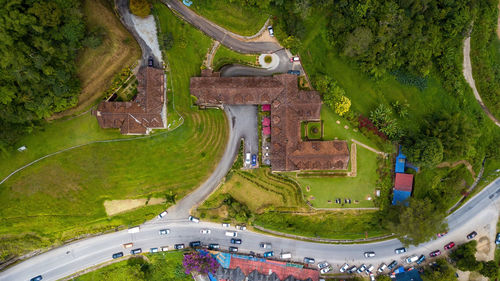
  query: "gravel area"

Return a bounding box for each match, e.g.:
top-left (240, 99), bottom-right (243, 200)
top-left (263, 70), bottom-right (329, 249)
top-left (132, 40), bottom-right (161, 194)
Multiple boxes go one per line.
top-left (130, 14), bottom-right (163, 64)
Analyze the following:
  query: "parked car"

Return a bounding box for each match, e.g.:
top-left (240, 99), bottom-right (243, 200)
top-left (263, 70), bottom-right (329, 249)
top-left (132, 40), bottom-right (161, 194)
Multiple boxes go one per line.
top-left (130, 248), bottom-right (142, 255)
top-left (366, 264), bottom-right (375, 274)
top-left (444, 242), bottom-right (455, 250)
top-left (123, 242), bottom-right (133, 248)
top-left (405, 255), bottom-right (419, 264)
top-left (303, 257), bottom-right (315, 264)
top-left (357, 264), bottom-right (367, 273)
top-left (395, 247), bottom-right (406, 254)
top-left (188, 216), bottom-right (200, 223)
top-left (317, 261), bottom-right (329, 269)
top-left (320, 266), bottom-right (332, 274)
top-left (159, 229), bottom-right (170, 235)
top-left (416, 255), bottom-right (426, 265)
top-left (287, 70), bottom-right (301, 75)
top-left (377, 263), bottom-right (387, 273)
top-left (369, 273), bottom-right (376, 281)
top-left (495, 233), bottom-right (500, 244)
top-left (263, 251), bottom-right (274, 257)
top-left (429, 250), bottom-right (441, 257)
top-left (236, 225), bottom-right (247, 230)
top-left (208, 243), bottom-right (220, 250)
top-left (339, 263), bottom-right (349, 272)
top-left (290, 56), bottom-right (300, 62)
top-left (200, 229), bottom-right (211, 234)
top-left (267, 26), bottom-right (274, 36)
top-left (467, 231), bottom-right (477, 239)
top-left (30, 276), bottom-right (43, 281)
top-left (230, 238), bottom-right (242, 244)
top-left (148, 56), bottom-right (154, 67)
top-left (245, 153), bottom-right (251, 165)
top-left (222, 223), bottom-right (230, 227)
top-left (364, 251), bottom-right (375, 258)
top-left (174, 244), bottom-right (185, 250)
top-left (150, 247), bottom-right (159, 253)
top-left (160, 246), bottom-right (169, 251)
top-left (387, 260), bottom-right (398, 270)
top-left (229, 246), bottom-right (238, 252)
top-left (189, 241), bottom-right (201, 248)
top-left (251, 154), bottom-right (257, 166)
top-left (158, 211), bottom-right (167, 219)
top-left (280, 252), bottom-right (292, 259)
top-left (260, 242), bottom-right (272, 249)
top-left (346, 266), bottom-right (357, 274)
top-left (437, 232), bottom-right (448, 238)
top-left (225, 231), bottom-right (238, 237)
top-left (112, 252), bottom-right (124, 259)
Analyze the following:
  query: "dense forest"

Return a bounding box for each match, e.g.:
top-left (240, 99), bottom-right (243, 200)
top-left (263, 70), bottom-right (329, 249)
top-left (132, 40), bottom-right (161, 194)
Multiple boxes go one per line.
top-left (0, 0), bottom-right (85, 152)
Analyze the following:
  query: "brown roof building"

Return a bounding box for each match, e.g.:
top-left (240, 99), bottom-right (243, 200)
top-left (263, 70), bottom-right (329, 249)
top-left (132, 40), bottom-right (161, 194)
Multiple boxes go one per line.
top-left (95, 67), bottom-right (166, 135)
top-left (190, 70), bottom-right (349, 171)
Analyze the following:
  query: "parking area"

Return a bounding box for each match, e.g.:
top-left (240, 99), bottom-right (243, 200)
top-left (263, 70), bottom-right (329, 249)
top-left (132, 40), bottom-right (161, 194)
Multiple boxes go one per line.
top-left (225, 105), bottom-right (259, 168)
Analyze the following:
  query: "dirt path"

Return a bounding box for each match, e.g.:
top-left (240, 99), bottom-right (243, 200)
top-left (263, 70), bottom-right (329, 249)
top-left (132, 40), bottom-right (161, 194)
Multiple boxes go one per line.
top-left (437, 159), bottom-right (475, 177)
top-left (347, 143), bottom-right (357, 177)
top-left (350, 139), bottom-right (388, 158)
top-left (205, 40), bottom-right (220, 69)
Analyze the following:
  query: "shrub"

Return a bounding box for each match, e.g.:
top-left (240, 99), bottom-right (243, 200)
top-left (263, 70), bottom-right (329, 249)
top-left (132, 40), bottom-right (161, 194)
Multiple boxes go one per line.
top-left (129, 0), bottom-right (150, 18)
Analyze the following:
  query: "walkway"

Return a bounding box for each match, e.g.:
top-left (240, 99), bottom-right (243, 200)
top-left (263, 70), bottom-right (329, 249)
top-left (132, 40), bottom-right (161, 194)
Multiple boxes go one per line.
top-left (350, 139), bottom-right (388, 158)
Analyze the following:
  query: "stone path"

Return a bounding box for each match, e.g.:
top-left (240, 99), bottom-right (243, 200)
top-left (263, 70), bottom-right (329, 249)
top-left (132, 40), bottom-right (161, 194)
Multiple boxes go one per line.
top-left (347, 143), bottom-right (357, 177)
top-left (205, 40), bottom-right (220, 69)
top-left (351, 139), bottom-right (388, 158)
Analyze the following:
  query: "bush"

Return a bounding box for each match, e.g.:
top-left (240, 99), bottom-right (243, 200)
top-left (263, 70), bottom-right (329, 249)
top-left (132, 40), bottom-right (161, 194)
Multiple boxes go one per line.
top-left (129, 0), bottom-right (150, 18)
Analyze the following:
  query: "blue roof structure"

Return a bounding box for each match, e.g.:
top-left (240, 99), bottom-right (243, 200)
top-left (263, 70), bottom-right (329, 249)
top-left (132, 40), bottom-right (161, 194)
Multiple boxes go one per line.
top-left (395, 270), bottom-right (423, 281)
top-left (395, 149), bottom-right (407, 174)
top-left (392, 189), bottom-right (411, 206)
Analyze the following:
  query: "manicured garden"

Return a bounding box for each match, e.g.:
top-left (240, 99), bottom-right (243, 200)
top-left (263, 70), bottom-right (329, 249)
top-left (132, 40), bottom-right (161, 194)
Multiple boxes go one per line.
top-left (212, 45), bottom-right (258, 71)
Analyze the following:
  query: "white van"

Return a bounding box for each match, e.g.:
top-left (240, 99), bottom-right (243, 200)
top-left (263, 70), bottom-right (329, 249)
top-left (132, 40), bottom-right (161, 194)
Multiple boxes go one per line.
top-left (280, 252), bottom-right (292, 259)
top-left (225, 231), bottom-right (238, 237)
top-left (405, 255), bottom-right (419, 264)
top-left (245, 153), bottom-right (251, 165)
top-left (128, 226), bottom-right (140, 233)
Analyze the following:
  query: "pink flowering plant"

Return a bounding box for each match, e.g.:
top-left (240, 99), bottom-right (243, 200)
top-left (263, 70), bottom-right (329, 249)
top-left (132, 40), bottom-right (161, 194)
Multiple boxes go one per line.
top-left (182, 252), bottom-right (219, 275)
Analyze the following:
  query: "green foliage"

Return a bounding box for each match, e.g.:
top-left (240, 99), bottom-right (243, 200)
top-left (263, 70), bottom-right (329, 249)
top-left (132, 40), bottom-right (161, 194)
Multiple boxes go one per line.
top-left (160, 32), bottom-right (174, 51)
top-left (421, 258), bottom-right (457, 281)
top-left (391, 100), bottom-right (409, 118)
top-left (83, 26), bottom-right (105, 49)
top-left (281, 36), bottom-right (302, 53)
top-left (376, 276), bottom-right (392, 281)
top-left (450, 240), bottom-right (482, 272)
top-left (221, 194), bottom-right (252, 221)
top-left (0, 0), bottom-right (85, 149)
top-left (314, 76), bottom-right (351, 116)
top-left (129, 0), bottom-right (150, 18)
top-left (406, 137), bottom-right (443, 168)
top-left (479, 260), bottom-right (498, 279)
top-left (369, 104), bottom-right (403, 141)
top-left (391, 70), bottom-right (428, 91)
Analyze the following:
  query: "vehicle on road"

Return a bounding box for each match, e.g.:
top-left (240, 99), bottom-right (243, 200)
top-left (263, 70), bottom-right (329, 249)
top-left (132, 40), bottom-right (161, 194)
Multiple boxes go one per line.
top-left (290, 56), bottom-right (300, 62)
top-left (369, 273), bottom-right (375, 281)
top-left (188, 216), bottom-right (200, 223)
top-left (387, 260), bottom-right (398, 270)
top-left (160, 246), bottom-right (169, 251)
top-left (230, 238), bottom-right (242, 244)
top-left (260, 242), bottom-right (272, 249)
top-left (405, 255), bottom-right (419, 264)
top-left (148, 56), bottom-right (154, 67)
top-left (159, 229), bottom-right (170, 235)
top-left (245, 153), bottom-right (251, 165)
top-left (150, 248), bottom-right (158, 253)
top-left (437, 232), bottom-right (448, 238)
top-left (229, 246), bottom-right (238, 252)
top-left (394, 247), bottom-right (406, 254)
top-left (496, 233), bottom-right (500, 244)
top-left (347, 266), bottom-right (357, 274)
top-left (303, 257), bottom-right (315, 264)
top-left (320, 266), bottom-right (332, 274)
top-left (128, 226), bottom-right (140, 233)
top-left (377, 263), bottom-right (387, 273)
top-left (287, 70), bottom-right (300, 75)
top-left (225, 231), bottom-right (237, 237)
top-left (174, 244), bottom-right (185, 250)
top-left (357, 264), bottom-right (367, 273)
top-left (444, 242), bottom-right (455, 250)
top-left (467, 231), bottom-right (477, 239)
top-left (268, 26), bottom-right (274, 36)
top-left (189, 241), bottom-right (201, 248)
top-left (429, 250), bottom-right (441, 257)
top-left (208, 243), bottom-right (220, 250)
top-left (364, 251), bottom-right (375, 258)
top-left (263, 251), bottom-right (274, 258)
top-left (236, 225), bottom-right (247, 230)
top-left (200, 229), bottom-right (211, 234)
top-left (222, 223), bottom-right (230, 227)
top-left (280, 252), bottom-right (292, 259)
top-left (130, 248), bottom-right (142, 255)
top-left (123, 243), bottom-right (133, 248)
top-left (366, 264), bottom-right (374, 274)
top-left (339, 263), bottom-right (349, 272)
top-left (416, 255), bottom-right (426, 265)
top-left (112, 252), bottom-right (124, 259)
top-left (317, 261), bottom-right (329, 269)
top-left (30, 276), bottom-right (43, 281)
top-left (251, 154), bottom-right (257, 166)
top-left (158, 211), bottom-right (167, 219)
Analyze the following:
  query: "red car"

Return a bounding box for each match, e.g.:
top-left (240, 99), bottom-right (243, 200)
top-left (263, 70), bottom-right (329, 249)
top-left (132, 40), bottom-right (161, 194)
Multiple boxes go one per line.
top-left (444, 242), bottom-right (455, 250)
top-left (429, 250), bottom-right (441, 257)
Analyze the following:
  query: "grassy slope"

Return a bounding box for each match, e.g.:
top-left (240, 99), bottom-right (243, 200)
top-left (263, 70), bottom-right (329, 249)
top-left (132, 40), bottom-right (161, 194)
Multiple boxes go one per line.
top-left (0, 5), bottom-right (228, 262)
top-left (188, 0), bottom-right (268, 36)
top-left (212, 45), bottom-right (258, 71)
top-left (55, 0), bottom-right (141, 118)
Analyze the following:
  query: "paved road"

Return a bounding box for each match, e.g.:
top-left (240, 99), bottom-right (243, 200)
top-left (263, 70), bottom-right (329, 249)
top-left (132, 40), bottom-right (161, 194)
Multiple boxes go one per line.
top-left (161, 0), bottom-right (281, 54)
top-left (1, 178), bottom-right (499, 281)
top-left (220, 49), bottom-right (299, 77)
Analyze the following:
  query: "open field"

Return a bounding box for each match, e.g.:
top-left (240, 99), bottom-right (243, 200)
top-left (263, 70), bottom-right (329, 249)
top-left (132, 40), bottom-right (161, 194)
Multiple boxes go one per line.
top-left (212, 45), bottom-right (259, 71)
top-left (0, 4), bottom-right (228, 262)
top-left (52, 0), bottom-right (141, 118)
top-left (74, 251), bottom-right (190, 281)
top-left (188, 0), bottom-right (268, 36)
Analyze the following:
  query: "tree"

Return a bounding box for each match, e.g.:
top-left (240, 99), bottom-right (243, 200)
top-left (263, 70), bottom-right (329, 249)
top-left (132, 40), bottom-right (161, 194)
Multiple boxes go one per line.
top-left (422, 258), bottom-right (457, 281)
top-left (334, 95), bottom-right (351, 116)
top-left (282, 36), bottom-right (302, 52)
top-left (129, 0), bottom-right (150, 18)
top-left (343, 27), bottom-right (373, 57)
top-left (370, 104), bottom-right (404, 141)
top-left (161, 32), bottom-right (174, 50)
top-left (406, 137), bottom-right (443, 168)
top-left (479, 260), bottom-right (498, 279)
top-left (182, 252), bottom-right (219, 275)
top-left (376, 275), bottom-right (392, 281)
top-left (314, 76), bottom-right (351, 116)
top-left (388, 198), bottom-right (448, 246)
top-left (449, 241), bottom-right (482, 271)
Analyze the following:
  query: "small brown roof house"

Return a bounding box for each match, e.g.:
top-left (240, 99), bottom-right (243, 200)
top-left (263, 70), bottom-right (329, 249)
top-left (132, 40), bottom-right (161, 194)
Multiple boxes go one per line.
top-left (95, 67), bottom-right (166, 135)
top-left (190, 70), bottom-right (349, 172)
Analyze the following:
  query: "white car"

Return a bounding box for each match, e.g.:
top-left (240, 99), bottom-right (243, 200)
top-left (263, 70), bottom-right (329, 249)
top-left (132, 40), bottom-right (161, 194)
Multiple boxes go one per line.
top-left (188, 216), bottom-right (199, 223)
top-left (339, 263), bottom-right (349, 273)
top-left (405, 255), bottom-right (419, 264)
top-left (225, 231), bottom-right (237, 237)
top-left (200, 229), bottom-right (211, 234)
top-left (158, 211), bottom-right (167, 219)
top-left (236, 225), bottom-right (247, 230)
top-left (245, 153), bottom-right (251, 165)
top-left (366, 264), bottom-right (374, 274)
top-left (364, 251), bottom-right (375, 258)
top-left (378, 263), bottom-right (387, 273)
top-left (222, 223), bottom-right (230, 227)
top-left (317, 262), bottom-right (329, 269)
top-left (320, 266), bottom-right (332, 274)
top-left (267, 26), bottom-right (274, 37)
top-left (159, 229), bottom-right (170, 235)
top-left (260, 242), bottom-right (272, 249)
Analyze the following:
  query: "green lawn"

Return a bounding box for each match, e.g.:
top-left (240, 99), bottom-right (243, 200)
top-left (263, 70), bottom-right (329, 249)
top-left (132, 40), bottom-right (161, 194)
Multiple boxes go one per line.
top-left (0, 4), bottom-right (228, 263)
top-left (304, 121), bottom-right (322, 140)
top-left (188, 0), bottom-right (268, 36)
top-left (74, 251), bottom-right (190, 281)
top-left (212, 45), bottom-right (258, 71)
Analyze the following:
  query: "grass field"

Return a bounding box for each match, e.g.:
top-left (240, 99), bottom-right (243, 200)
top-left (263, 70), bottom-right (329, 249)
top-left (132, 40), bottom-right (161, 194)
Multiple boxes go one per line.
top-left (212, 45), bottom-right (258, 71)
top-left (53, 0), bottom-right (141, 118)
top-left (188, 0), bottom-right (268, 36)
top-left (74, 251), bottom-right (190, 281)
top-left (0, 4), bottom-right (228, 263)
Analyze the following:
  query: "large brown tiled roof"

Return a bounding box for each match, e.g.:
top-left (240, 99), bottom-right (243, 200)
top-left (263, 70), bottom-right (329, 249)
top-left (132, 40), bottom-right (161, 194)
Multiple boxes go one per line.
top-left (190, 70), bottom-right (349, 171)
top-left (95, 67), bottom-right (166, 135)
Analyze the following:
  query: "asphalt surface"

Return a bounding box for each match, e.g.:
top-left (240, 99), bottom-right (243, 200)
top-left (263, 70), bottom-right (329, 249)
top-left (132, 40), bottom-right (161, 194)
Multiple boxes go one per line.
top-left (221, 49), bottom-right (297, 77)
top-left (161, 0), bottom-right (281, 54)
top-left (1, 178), bottom-right (499, 281)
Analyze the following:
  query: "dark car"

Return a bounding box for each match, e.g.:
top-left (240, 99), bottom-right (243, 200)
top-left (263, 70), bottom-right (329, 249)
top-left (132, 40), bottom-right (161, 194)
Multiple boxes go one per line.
top-left (229, 246), bottom-right (238, 252)
top-left (287, 70), bottom-right (301, 75)
top-left (130, 248), bottom-right (142, 255)
top-left (467, 231), bottom-right (477, 239)
top-left (251, 154), bottom-right (257, 166)
top-left (230, 238), bottom-right (242, 244)
top-left (148, 56), bottom-right (154, 67)
top-left (208, 243), bottom-right (220, 250)
top-left (303, 257), bottom-right (315, 264)
top-left (30, 276), bottom-right (43, 281)
top-left (387, 260), bottom-right (398, 270)
top-left (437, 232), bottom-right (448, 238)
top-left (174, 244), bottom-right (185, 250)
top-left (263, 251), bottom-right (274, 257)
top-left (112, 252), bottom-right (124, 259)
top-left (189, 241), bottom-right (201, 248)
top-left (394, 247), bottom-right (406, 254)
top-left (444, 242), bottom-right (455, 250)
top-left (416, 255), bottom-right (426, 265)
top-left (429, 250), bottom-right (441, 257)
top-left (346, 266), bottom-right (357, 274)
top-left (496, 233), bottom-right (500, 244)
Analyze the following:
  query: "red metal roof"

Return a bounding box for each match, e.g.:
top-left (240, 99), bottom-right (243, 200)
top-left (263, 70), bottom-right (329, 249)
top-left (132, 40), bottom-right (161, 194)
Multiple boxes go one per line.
top-left (394, 173), bottom-right (414, 191)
